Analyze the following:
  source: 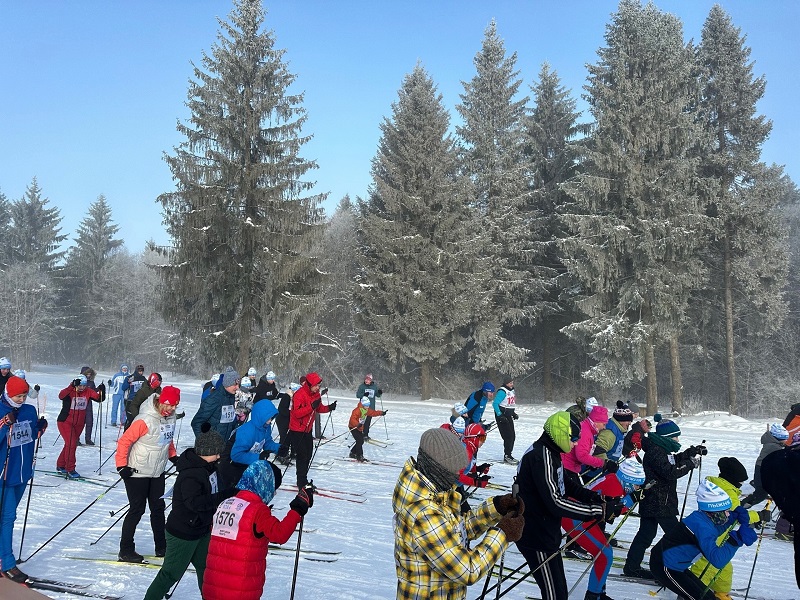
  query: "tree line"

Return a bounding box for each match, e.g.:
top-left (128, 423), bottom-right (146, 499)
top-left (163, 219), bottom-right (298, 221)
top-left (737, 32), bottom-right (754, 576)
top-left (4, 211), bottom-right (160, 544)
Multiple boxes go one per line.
top-left (1, 0), bottom-right (797, 416)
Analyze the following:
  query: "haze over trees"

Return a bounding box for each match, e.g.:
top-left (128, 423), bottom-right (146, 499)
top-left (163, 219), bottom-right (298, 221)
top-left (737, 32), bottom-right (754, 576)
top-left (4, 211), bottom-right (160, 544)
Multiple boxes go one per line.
top-left (0, 0), bottom-right (796, 413)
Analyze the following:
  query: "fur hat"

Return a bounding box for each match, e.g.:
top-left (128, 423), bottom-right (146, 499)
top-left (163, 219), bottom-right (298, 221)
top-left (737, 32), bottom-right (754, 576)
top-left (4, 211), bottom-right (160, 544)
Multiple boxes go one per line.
top-left (696, 480), bottom-right (732, 512)
top-left (770, 423), bottom-right (789, 441)
top-left (194, 429), bottom-right (224, 457)
top-left (589, 405), bottom-right (609, 424)
top-left (613, 400), bottom-right (634, 422)
top-left (418, 428), bottom-right (467, 478)
top-left (718, 457), bottom-right (748, 485)
top-left (5, 375), bottom-right (29, 398)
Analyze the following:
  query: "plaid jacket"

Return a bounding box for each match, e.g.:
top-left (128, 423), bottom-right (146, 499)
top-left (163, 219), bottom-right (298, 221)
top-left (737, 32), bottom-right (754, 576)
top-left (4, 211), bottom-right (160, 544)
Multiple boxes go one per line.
top-left (392, 458), bottom-right (507, 600)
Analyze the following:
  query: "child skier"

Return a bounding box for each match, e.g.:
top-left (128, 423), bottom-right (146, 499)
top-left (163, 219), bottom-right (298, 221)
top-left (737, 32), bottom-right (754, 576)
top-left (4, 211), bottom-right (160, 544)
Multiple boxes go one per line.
top-left (202, 460), bottom-right (314, 600)
top-left (220, 399), bottom-right (281, 487)
top-left (348, 396), bottom-right (387, 461)
top-left (650, 480), bottom-right (758, 600)
top-left (457, 423), bottom-right (491, 489)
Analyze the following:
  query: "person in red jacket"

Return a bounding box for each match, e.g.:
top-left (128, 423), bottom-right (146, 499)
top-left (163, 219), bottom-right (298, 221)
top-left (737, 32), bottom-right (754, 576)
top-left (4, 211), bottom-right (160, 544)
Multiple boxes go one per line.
top-left (202, 460), bottom-right (314, 600)
top-left (57, 374), bottom-right (102, 479)
top-left (285, 372), bottom-right (336, 488)
top-left (348, 396), bottom-right (387, 461)
top-left (457, 422), bottom-right (492, 489)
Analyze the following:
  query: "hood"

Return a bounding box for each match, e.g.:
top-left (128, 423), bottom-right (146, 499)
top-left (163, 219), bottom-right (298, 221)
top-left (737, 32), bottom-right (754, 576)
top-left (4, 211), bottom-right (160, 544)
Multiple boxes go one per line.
top-left (392, 458), bottom-right (460, 518)
top-left (250, 400), bottom-right (278, 430)
top-left (176, 447), bottom-right (210, 472)
top-left (305, 372), bottom-right (322, 387)
top-left (543, 411), bottom-right (572, 453)
top-left (237, 460), bottom-right (276, 504)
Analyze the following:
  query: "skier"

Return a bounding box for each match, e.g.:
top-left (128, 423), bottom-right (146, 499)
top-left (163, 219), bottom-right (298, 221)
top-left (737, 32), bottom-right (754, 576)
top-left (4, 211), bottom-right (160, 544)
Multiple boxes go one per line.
top-left (200, 373), bottom-right (220, 402)
top-left (393, 427), bottom-right (524, 599)
top-left (742, 423), bottom-right (789, 509)
top-left (234, 376), bottom-right (254, 423)
top-left (595, 401), bottom-right (634, 463)
top-left (784, 401), bottom-right (800, 441)
top-left (0, 375), bottom-right (47, 582)
top-left (284, 372), bottom-right (334, 487)
top-left (219, 399), bottom-right (281, 488)
top-left (356, 372), bottom-right (382, 440)
top-left (115, 385), bottom-right (180, 562)
top-left (0, 358), bottom-right (11, 393)
top-left (649, 480), bottom-right (758, 600)
top-left (492, 376), bottom-right (519, 464)
top-left (515, 411), bottom-right (608, 600)
top-left (449, 402), bottom-right (469, 424)
top-left (465, 382), bottom-right (495, 425)
top-left (79, 366), bottom-right (98, 445)
top-left (562, 405), bottom-right (616, 483)
top-left (202, 460), bottom-right (315, 600)
top-left (125, 372), bottom-right (162, 430)
top-left (561, 457), bottom-right (645, 600)
top-left (56, 374), bottom-right (101, 479)
top-left (273, 382), bottom-right (299, 465)
top-left (621, 401), bottom-right (651, 457)
top-left (244, 367), bottom-right (257, 388)
top-left (109, 364), bottom-right (130, 427)
top-left (11, 370), bottom-right (40, 401)
top-left (142, 427), bottom-right (235, 600)
top-left (567, 395), bottom-right (599, 422)
top-left (191, 367), bottom-right (240, 441)
top-left (126, 364), bottom-right (147, 414)
top-left (253, 370), bottom-right (278, 403)
top-left (348, 396), bottom-right (387, 461)
top-left (456, 422), bottom-right (491, 489)
top-left (623, 416), bottom-right (706, 579)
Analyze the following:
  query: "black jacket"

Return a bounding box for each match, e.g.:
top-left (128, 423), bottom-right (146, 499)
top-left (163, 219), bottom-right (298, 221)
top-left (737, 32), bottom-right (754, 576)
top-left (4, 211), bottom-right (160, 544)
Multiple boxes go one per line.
top-left (516, 432), bottom-right (604, 553)
top-left (762, 446), bottom-right (800, 524)
top-left (165, 449), bottom-right (227, 540)
top-left (639, 435), bottom-right (695, 518)
top-left (253, 377), bottom-right (279, 403)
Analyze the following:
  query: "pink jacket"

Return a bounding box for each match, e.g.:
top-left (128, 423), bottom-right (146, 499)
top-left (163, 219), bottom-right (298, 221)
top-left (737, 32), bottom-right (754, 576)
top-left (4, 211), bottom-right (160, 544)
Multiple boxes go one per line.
top-left (562, 417), bottom-right (605, 473)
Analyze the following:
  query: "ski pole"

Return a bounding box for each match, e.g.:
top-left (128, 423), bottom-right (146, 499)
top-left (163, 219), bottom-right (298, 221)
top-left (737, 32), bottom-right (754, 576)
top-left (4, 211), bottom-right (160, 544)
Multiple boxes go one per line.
top-left (19, 475), bottom-right (124, 563)
top-left (97, 395), bottom-right (103, 475)
top-left (97, 449), bottom-right (116, 473)
top-left (0, 428), bottom-right (13, 556)
top-left (289, 514), bottom-right (306, 600)
top-left (679, 440), bottom-right (705, 520)
top-left (18, 433), bottom-right (42, 558)
top-left (493, 477), bottom-right (519, 600)
top-left (90, 508), bottom-right (128, 546)
top-left (110, 501), bottom-right (130, 517)
top-left (378, 394), bottom-right (389, 441)
top-left (165, 571), bottom-right (186, 599)
top-left (743, 499), bottom-right (771, 600)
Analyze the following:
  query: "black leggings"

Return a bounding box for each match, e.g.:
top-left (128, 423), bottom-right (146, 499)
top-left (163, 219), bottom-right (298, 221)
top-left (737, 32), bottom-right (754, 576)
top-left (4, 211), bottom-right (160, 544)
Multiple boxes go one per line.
top-left (121, 475), bottom-right (166, 553)
top-left (650, 543), bottom-right (716, 600)
top-left (516, 546), bottom-right (568, 600)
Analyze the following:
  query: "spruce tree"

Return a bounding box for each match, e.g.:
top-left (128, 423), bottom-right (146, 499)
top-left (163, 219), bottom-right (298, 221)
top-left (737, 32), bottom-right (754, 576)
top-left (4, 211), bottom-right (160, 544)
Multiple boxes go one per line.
top-left (0, 190), bottom-right (10, 269)
top-left (355, 65), bottom-right (477, 401)
top-left (8, 177), bottom-right (66, 271)
top-left (696, 5), bottom-right (788, 414)
top-left (562, 0), bottom-right (708, 414)
top-left (158, 0), bottom-right (325, 371)
top-left (455, 20), bottom-right (539, 377)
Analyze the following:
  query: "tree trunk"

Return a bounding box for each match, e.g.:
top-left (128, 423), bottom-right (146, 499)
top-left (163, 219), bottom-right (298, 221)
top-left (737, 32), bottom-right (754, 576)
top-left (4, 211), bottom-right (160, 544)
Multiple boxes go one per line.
top-left (542, 332), bottom-right (552, 404)
top-left (236, 297), bottom-right (252, 373)
top-left (723, 231), bottom-right (737, 415)
top-left (420, 361), bottom-right (433, 401)
top-left (645, 341), bottom-right (658, 416)
top-left (669, 335), bottom-right (683, 415)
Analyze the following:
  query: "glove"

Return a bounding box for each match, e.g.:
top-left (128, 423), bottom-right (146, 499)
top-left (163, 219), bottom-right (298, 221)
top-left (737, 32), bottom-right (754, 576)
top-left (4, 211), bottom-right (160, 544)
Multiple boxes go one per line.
top-left (175, 411), bottom-right (185, 420)
top-left (34, 384), bottom-right (40, 392)
top-left (690, 444), bottom-right (708, 457)
top-left (168, 455), bottom-right (179, 465)
top-left (758, 509), bottom-right (772, 524)
top-left (277, 444), bottom-right (289, 457)
top-left (604, 460), bottom-right (619, 474)
top-left (259, 449), bottom-right (271, 460)
top-left (376, 388), bottom-right (383, 396)
top-left (289, 485), bottom-right (315, 516)
top-left (381, 410), bottom-right (388, 416)
top-left (72, 378), bottom-right (83, 387)
top-left (320, 387), bottom-right (329, 396)
top-left (329, 401), bottom-right (337, 411)
top-left (629, 488), bottom-right (644, 503)
top-left (476, 463), bottom-right (491, 474)
top-left (0, 412), bottom-right (17, 427)
top-left (97, 382), bottom-right (106, 395)
top-left (37, 416), bottom-right (48, 435)
top-left (473, 474), bottom-right (491, 488)
top-left (728, 526), bottom-right (758, 547)
top-left (604, 497), bottom-right (625, 521)
top-left (689, 456), bottom-right (701, 469)
top-left (732, 506), bottom-right (749, 526)
top-left (493, 494), bottom-right (525, 516)
top-left (311, 399), bottom-right (321, 410)
top-left (117, 466), bottom-right (135, 479)
top-left (512, 412), bottom-right (519, 420)
top-left (496, 512), bottom-right (525, 542)
top-left (495, 413), bottom-right (509, 424)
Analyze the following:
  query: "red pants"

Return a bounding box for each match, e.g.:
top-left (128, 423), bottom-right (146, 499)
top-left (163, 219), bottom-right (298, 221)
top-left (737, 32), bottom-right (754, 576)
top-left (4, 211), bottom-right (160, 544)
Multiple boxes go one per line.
top-left (57, 410), bottom-right (86, 472)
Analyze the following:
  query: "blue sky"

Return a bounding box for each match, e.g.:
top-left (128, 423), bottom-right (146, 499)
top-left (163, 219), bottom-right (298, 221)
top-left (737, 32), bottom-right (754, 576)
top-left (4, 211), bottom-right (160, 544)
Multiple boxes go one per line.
top-left (1, 1), bottom-right (797, 253)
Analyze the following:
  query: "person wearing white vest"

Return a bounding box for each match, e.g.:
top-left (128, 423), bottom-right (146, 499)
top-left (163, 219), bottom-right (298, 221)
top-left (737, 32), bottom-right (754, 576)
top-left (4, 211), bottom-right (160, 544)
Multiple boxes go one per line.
top-left (115, 385), bottom-right (180, 563)
top-left (493, 376), bottom-right (519, 464)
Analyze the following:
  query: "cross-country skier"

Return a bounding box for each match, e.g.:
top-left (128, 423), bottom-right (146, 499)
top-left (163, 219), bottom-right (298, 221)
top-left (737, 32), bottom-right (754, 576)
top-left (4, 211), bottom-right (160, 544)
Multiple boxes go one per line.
top-left (355, 372), bottom-right (382, 440)
top-left (253, 370), bottom-right (279, 403)
top-left (56, 373), bottom-right (101, 479)
top-left (109, 364), bottom-right (130, 426)
top-left (219, 400), bottom-right (281, 488)
top-left (191, 367), bottom-right (240, 441)
top-left (284, 372), bottom-right (334, 488)
top-left (465, 382), bottom-right (495, 425)
top-left (348, 396), bottom-right (387, 461)
top-left (492, 376), bottom-right (519, 464)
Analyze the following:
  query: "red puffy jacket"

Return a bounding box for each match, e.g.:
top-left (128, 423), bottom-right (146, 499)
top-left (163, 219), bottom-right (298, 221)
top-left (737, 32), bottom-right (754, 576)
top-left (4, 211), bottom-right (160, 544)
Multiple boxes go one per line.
top-left (202, 489), bottom-right (302, 600)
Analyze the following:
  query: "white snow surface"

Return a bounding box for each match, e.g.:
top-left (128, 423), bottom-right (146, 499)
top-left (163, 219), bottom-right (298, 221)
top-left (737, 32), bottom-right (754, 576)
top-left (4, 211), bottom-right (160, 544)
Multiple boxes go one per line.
top-left (11, 366), bottom-right (797, 599)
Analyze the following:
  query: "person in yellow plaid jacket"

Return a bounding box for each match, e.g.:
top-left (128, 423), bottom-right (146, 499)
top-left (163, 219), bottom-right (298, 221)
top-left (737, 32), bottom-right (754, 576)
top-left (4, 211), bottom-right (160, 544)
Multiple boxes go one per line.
top-left (392, 428), bottom-right (525, 600)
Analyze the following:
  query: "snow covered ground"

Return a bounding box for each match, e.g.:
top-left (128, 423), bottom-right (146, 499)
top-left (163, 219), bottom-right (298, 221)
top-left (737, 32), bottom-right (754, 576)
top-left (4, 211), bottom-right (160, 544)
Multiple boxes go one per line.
top-left (9, 365), bottom-right (798, 599)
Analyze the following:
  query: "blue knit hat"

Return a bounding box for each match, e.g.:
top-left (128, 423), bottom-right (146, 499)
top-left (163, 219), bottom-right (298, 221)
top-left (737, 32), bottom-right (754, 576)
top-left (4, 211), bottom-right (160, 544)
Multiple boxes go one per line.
top-left (770, 423), bottom-right (789, 441)
top-left (236, 460), bottom-right (282, 504)
top-left (654, 414), bottom-right (680, 438)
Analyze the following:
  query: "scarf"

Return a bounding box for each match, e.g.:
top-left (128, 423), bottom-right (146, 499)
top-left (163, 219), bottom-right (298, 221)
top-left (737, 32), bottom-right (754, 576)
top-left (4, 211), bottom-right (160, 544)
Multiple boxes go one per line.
top-left (3, 393), bottom-right (23, 409)
top-left (647, 432), bottom-right (681, 454)
top-left (415, 449), bottom-right (457, 493)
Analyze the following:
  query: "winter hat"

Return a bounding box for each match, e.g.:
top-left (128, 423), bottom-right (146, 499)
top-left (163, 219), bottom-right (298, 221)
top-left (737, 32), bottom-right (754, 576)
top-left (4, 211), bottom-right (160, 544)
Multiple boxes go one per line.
top-left (452, 402), bottom-right (468, 416)
top-left (289, 382), bottom-right (301, 392)
top-left (613, 400), bottom-right (634, 422)
top-left (617, 457), bottom-right (646, 490)
top-left (365, 373), bottom-right (373, 380)
top-left (589, 405), bottom-right (609, 424)
top-left (544, 411), bottom-right (575, 453)
top-left (482, 382), bottom-right (496, 394)
top-left (13, 369), bottom-right (26, 380)
top-left (159, 386), bottom-right (181, 406)
top-left (76, 374), bottom-right (88, 386)
top-left (0, 357), bottom-right (11, 369)
top-left (451, 417), bottom-right (466, 435)
top-left (194, 429), bottom-right (224, 457)
top-left (240, 377), bottom-right (252, 390)
top-left (696, 480), bottom-right (733, 512)
top-left (502, 375), bottom-right (514, 387)
top-left (654, 414), bottom-right (681, 438)
top-left (237, 460), bottom-right (277, 504)
top-left (5, 375), bottom-right (29, 398)
top-left (361, 396), bottom-right (371, 407)
top-left (585, 396), bottom-right (599, 412)
top-left (149, 372), bottom-right (162, 388)
top-left (266, 371), bottom-right (276, 380)
top-left (305, 372), bottom-right (322, 387)
top-left (628, 401), bottom-right (640, 415)
top-left (135, 364), bottom-right (145, 371)
top-left (211, 373), bottom-right (221, 387)
top-left (80, 366), bottom-right (91, 375)
top-left (718, 457), bottom-right (748, 485)
top-left (247, 367), bottom-right (257, 377)
top-left (464, 422), bottom-right (487, 440)
top-left (770, 423), bottom-right (789, 441)
top-left (121, 364), bottom-right (129, 372)
top-left (221, 367), bottom-right (241, 387)
top-left (418, 428), bottom-right (468, 478)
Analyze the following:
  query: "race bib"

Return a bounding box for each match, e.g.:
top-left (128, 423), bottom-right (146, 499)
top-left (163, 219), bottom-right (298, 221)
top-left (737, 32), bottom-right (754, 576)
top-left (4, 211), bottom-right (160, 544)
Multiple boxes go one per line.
top-left (366, 389), bottom-right (375, 399)
top-left (209, 471), bottom-right (218, 494)
top-left (248, 440), bottom-right (265, 454)
top-left (10, 421), bottom-right (33, 448)
top-left (212, 497), bottom-right (250, 540)
top-left (159, 423), bottom-right (175, 446)
top-left (73, 397), bottom-right (88, 410)
top-left (220, 405), bottom-right (235, 424)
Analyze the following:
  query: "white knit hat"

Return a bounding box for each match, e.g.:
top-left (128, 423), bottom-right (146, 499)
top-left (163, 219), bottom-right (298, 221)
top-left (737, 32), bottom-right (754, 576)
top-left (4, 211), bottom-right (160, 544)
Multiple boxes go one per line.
top-left (451, 417), bottom-right (466, 435)
top-left (696, 480), bottom-right (732, 512)
top-left (585, 396), bottom-right (599, 411)
top-left (617, 457), bottom-right (645, 489)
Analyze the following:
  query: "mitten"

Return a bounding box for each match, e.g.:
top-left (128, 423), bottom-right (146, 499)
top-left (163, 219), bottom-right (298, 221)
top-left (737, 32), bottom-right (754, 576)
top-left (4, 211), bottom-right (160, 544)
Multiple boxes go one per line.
top-left (168, 455), bottom-right (179, 465)
top-left (0, 412), bottom-right (17, 427)
top-left (728, 526), bottom-right (757, 547)
top-left (496, 513), bottom-right (525, 542)
top-left (37, 416), bottom-right (48, 435)
top-left (72, 378), bottom-right (83, 387)
top-left (320, 387), bottom-right (329, 396)
top-left (329, 400), bottom-right (337, 411)
top-left (259, 449), bottom-right (271, 460)
top-left (34, 384), bottom-right (41, 392)
top-left (493, 494), bottom-right (525, 516)
top-left (604, 497), bottom-right (625, 521)
top-left (758, 509), bottom-right (772, 523)
top-left (117, 466), bottom-right (135, 479)
top-left (604, 459), bottom-right (619, 473)
top-left (311, 399), bottom-right (321, 410)
top-left (381, 410), bottom-right (388, 416)
top-left (473, 474), bottom-right (491, 488)
top-left (732, 506), bottom-right (749, 526)
top-left (376, 389), bottom-right (383, 396)
top-left (512, 412), bottom-right (519, 420)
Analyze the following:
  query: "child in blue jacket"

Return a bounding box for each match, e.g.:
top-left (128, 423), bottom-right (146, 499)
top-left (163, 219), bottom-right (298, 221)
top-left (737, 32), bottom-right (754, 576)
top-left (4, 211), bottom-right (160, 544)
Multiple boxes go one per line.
top-left (219, 400), bottom-right (280, 487)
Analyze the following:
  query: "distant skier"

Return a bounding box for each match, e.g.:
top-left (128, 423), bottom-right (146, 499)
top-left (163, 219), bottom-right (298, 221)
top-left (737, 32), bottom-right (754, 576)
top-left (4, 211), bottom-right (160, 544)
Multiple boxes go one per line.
top-left (284, 372), bottom-right (334, 488)
top-left (109, 364), bottom-right (130, 426)
top-left (348, 396), bottom-right (387, 461)
top-left (355, 373), bottom-right (382, 440)
top-left (492, 376), bottom-right (519, 465)
top-left (253, 370), bottom-right (279, 403)
top-left (465, 382), bottom-right (495, 425)
top-left (56, 374), bottom-right (101, 479)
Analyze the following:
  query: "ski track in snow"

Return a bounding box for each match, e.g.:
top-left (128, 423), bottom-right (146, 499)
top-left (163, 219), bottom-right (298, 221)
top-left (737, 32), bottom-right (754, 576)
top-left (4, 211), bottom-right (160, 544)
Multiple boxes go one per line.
top-left (13, 365), bottom-right (798, 599)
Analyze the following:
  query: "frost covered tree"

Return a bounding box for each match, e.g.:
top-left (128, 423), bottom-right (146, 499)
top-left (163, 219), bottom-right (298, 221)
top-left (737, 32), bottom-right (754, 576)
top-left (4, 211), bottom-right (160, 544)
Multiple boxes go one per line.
top-left (8, 177), bottom-right (66, 272)
top-left (525, 63), bottom-right (584, 402)
top-left (0, 190), bottom-right (10, 269)
top-left (562, 0), bottom-right (708, 414)
top-left (157, 0), bottom-right (325, 372)
top-left (356, 65), bottom-right (477, 401)
top-left (456, 20), bottom-right (539, 377)
top-left (695, 5), bottom-right (789, 415)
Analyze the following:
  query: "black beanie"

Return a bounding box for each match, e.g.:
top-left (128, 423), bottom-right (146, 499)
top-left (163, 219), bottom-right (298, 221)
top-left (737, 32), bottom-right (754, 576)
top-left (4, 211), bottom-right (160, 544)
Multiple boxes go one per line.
top-left (718, 457), bottom-right (748, 485)
top-left (270, 461), bottom-right (283, 489)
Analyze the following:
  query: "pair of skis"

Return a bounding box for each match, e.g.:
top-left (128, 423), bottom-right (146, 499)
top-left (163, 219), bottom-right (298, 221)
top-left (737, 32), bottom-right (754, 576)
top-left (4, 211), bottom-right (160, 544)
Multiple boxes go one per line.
top-left (18, 575), bottom-right (122, 599)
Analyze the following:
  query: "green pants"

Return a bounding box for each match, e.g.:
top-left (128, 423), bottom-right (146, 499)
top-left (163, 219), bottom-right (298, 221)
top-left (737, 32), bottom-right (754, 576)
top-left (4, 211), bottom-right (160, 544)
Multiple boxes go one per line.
top-left (143, 531), bottom-right (209, 600)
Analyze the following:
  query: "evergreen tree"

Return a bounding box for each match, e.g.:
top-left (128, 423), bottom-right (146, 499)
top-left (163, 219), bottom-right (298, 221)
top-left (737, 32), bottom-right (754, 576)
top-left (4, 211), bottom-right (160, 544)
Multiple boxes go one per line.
top-left (355, 64), bottom-right (477, 401)
top-left (157, 0), bottom-right (325, 371)
top-left (455, 20), bottom-right (538, 377)
top-left (696, 5), bottom-right (789, 414)
top-left (0, 189), bottom-right (10, 269)
top-left (525, 63), bottom-right (585, 402)
top-left (8, 177), bottom-right (66, 271)
top-left (562, 0), bottom-right (708, 414)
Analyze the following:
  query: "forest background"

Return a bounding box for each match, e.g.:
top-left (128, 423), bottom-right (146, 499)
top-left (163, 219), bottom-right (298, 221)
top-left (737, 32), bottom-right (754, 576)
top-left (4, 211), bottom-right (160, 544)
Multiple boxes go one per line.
top-left (1, 0), bottom-right (797, 418)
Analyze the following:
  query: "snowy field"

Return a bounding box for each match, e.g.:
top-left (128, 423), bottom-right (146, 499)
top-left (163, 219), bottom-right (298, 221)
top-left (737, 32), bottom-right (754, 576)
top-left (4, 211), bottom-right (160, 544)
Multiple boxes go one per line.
top-left (8, 365), bottom-right (798, 599)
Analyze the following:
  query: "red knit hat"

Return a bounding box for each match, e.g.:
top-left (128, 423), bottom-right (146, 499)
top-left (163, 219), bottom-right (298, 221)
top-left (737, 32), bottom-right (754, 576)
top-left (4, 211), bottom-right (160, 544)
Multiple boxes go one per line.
top-left (159, 386), bottom-right (180, 406)
top-left (5, 375), bottom-right (29, 398)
